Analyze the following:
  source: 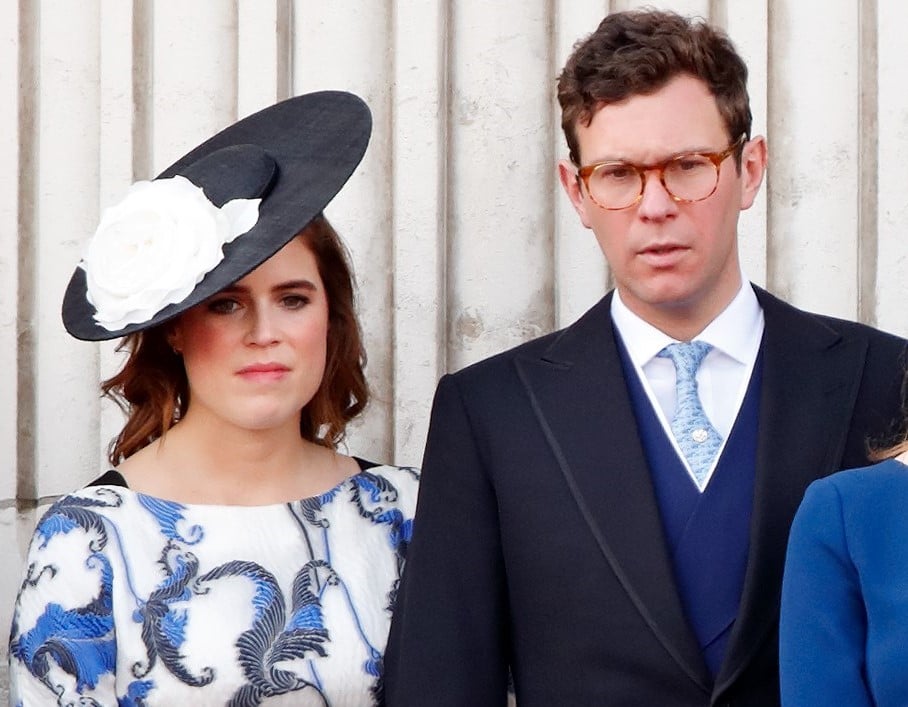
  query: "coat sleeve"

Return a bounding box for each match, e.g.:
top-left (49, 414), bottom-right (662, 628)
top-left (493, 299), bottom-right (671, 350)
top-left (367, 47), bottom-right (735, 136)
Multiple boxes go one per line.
top-left (779, 479), bottom-right (873, 707)
top-left (384, 373), bottom-right (510, 706)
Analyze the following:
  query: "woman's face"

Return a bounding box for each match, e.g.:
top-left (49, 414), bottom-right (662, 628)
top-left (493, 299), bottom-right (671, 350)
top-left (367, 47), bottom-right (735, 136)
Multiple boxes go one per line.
top-left (169, 236), bottom-right (329, 434)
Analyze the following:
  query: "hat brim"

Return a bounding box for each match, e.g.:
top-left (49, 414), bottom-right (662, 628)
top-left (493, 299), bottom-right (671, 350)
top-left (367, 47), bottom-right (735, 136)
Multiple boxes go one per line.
top-left (62, 90), bottom-right (372, 341)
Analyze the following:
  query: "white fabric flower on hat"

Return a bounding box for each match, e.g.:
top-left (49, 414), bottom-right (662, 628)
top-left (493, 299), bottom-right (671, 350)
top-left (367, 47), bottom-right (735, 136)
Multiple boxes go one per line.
top-left (82, 175), bottom-right (261, 331)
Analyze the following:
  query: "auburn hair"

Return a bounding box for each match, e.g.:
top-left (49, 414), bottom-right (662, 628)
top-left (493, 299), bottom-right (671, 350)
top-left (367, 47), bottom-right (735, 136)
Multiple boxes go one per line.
top-left (102, 214), bottom-right (369, 465)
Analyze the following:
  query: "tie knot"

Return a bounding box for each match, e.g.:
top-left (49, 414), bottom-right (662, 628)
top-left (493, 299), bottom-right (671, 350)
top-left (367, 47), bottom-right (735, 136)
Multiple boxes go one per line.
top-left (657, 341), bottom-right (713, 379)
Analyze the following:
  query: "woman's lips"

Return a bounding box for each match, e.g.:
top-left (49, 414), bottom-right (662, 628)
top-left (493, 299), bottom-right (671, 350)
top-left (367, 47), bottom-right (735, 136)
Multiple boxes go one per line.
top-left (237, 363), bottom-right (290, 381)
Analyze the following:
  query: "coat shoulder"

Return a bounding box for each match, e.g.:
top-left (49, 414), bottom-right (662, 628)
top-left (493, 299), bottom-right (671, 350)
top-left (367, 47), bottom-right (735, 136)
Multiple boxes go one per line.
top-left (809, 457), bottom-right (908, 501)
top-left (756, 285), bottom-right (906, 350)
top-left (447, 295), bottom-right (612, 387)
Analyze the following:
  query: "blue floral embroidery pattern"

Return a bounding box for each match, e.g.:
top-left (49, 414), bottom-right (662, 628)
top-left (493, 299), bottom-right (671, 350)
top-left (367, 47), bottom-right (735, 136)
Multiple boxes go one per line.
top-left (9, 464), bottom-right (419, 706)
top-left (10, 491), bottom-right (123, 698)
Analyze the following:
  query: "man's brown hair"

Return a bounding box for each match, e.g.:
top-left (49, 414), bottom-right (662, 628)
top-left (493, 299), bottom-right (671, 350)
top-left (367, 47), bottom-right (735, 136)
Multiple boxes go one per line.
top-left (557, 9), bottom-right (751, 166)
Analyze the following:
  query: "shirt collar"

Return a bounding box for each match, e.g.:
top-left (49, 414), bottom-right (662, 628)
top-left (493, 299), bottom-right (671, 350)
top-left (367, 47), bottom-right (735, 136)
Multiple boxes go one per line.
top-left (610, 278), bottom-right (764, 369)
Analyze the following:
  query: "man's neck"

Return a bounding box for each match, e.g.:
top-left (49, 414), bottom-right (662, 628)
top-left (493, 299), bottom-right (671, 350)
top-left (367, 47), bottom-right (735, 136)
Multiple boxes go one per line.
top-left (615, 282), bottom-right (745, 342)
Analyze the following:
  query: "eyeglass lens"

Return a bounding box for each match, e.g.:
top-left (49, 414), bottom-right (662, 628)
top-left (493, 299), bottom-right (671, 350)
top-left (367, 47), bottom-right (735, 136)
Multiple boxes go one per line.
top-left (588, 154), bottom-right (719, 209)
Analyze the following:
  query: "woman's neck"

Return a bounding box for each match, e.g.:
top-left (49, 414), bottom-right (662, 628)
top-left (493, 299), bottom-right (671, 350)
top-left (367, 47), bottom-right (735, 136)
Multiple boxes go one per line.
top-left (117, 414), bottom-right (356, 505)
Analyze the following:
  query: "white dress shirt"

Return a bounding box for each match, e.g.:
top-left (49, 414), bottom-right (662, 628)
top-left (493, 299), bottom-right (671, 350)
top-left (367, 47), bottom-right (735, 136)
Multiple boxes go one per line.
top-left (610, 280), bottom-right (765, 491)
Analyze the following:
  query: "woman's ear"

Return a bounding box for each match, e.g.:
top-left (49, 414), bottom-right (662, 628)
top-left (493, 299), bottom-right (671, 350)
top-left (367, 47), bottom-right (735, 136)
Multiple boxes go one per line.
top-left (166, 324), bottom-right (183, 355)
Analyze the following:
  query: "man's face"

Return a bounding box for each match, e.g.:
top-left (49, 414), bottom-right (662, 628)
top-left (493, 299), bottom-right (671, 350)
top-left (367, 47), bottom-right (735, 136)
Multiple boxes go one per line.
top-left (559, 74), bottom-right (766, 337)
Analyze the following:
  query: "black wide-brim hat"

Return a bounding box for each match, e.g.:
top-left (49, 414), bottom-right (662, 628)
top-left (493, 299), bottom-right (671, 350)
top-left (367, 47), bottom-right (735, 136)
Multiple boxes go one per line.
top-left (62, 90), bottom-right (372, 341)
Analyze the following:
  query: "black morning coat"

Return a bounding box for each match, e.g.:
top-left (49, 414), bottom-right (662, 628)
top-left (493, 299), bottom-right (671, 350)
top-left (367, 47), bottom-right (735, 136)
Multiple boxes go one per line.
top-left (384, 286), bottom-right (907, 707)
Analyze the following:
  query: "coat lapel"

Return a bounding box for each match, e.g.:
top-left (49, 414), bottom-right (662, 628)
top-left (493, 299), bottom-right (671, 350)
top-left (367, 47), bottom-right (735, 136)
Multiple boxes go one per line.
top-left (715, 286), bottom-right (870, 691)
top-left (515, 294), bottom-right (712, 691)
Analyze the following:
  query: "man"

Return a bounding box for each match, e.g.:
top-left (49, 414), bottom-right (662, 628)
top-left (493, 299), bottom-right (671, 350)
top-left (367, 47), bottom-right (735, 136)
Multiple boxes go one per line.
top-left (384, 10), bottom-right (906, 706)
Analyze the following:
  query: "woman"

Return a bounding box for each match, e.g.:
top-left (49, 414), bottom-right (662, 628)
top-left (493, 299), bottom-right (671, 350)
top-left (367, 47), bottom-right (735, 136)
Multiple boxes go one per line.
top-left (8, 91), bottom-right (419, 705)
top-left (780, 430), bottom-right (908, 705)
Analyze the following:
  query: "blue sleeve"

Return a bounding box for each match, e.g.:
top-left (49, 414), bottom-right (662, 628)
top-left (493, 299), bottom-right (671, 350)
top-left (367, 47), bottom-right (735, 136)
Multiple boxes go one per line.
top-left (779, 479), bottom-right (872, 707)
top-left (8, 498), bottom-right (119, 705)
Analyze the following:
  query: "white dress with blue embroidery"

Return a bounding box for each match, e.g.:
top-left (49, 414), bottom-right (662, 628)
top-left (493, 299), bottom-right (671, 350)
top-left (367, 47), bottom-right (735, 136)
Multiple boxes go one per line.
top-left (9, 462), bottom-right (419, 706)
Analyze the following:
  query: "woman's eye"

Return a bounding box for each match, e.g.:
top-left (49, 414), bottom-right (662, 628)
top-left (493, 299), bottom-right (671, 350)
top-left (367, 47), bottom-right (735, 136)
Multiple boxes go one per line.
top-left (207, 298), bottom-right (240, 314)
top-left (282, 294), bottom-right (310, 309)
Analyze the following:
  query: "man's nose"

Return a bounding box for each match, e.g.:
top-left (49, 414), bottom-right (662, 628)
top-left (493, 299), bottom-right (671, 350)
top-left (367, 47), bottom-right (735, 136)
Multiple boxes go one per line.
top-left (635, 170), bottom-right (680, 219)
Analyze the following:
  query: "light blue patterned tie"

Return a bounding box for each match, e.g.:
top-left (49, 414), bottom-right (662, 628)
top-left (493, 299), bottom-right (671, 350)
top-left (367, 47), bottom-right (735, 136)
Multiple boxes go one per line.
top-left (657, 341), bottom-right (723, 486)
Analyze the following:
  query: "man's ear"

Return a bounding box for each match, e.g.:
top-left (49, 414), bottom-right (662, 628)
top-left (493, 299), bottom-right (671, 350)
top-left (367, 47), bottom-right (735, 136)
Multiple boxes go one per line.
top-left (739, 135), bottom-right (767, 211)
top-left (558, 159), bottom-right (593, 229)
